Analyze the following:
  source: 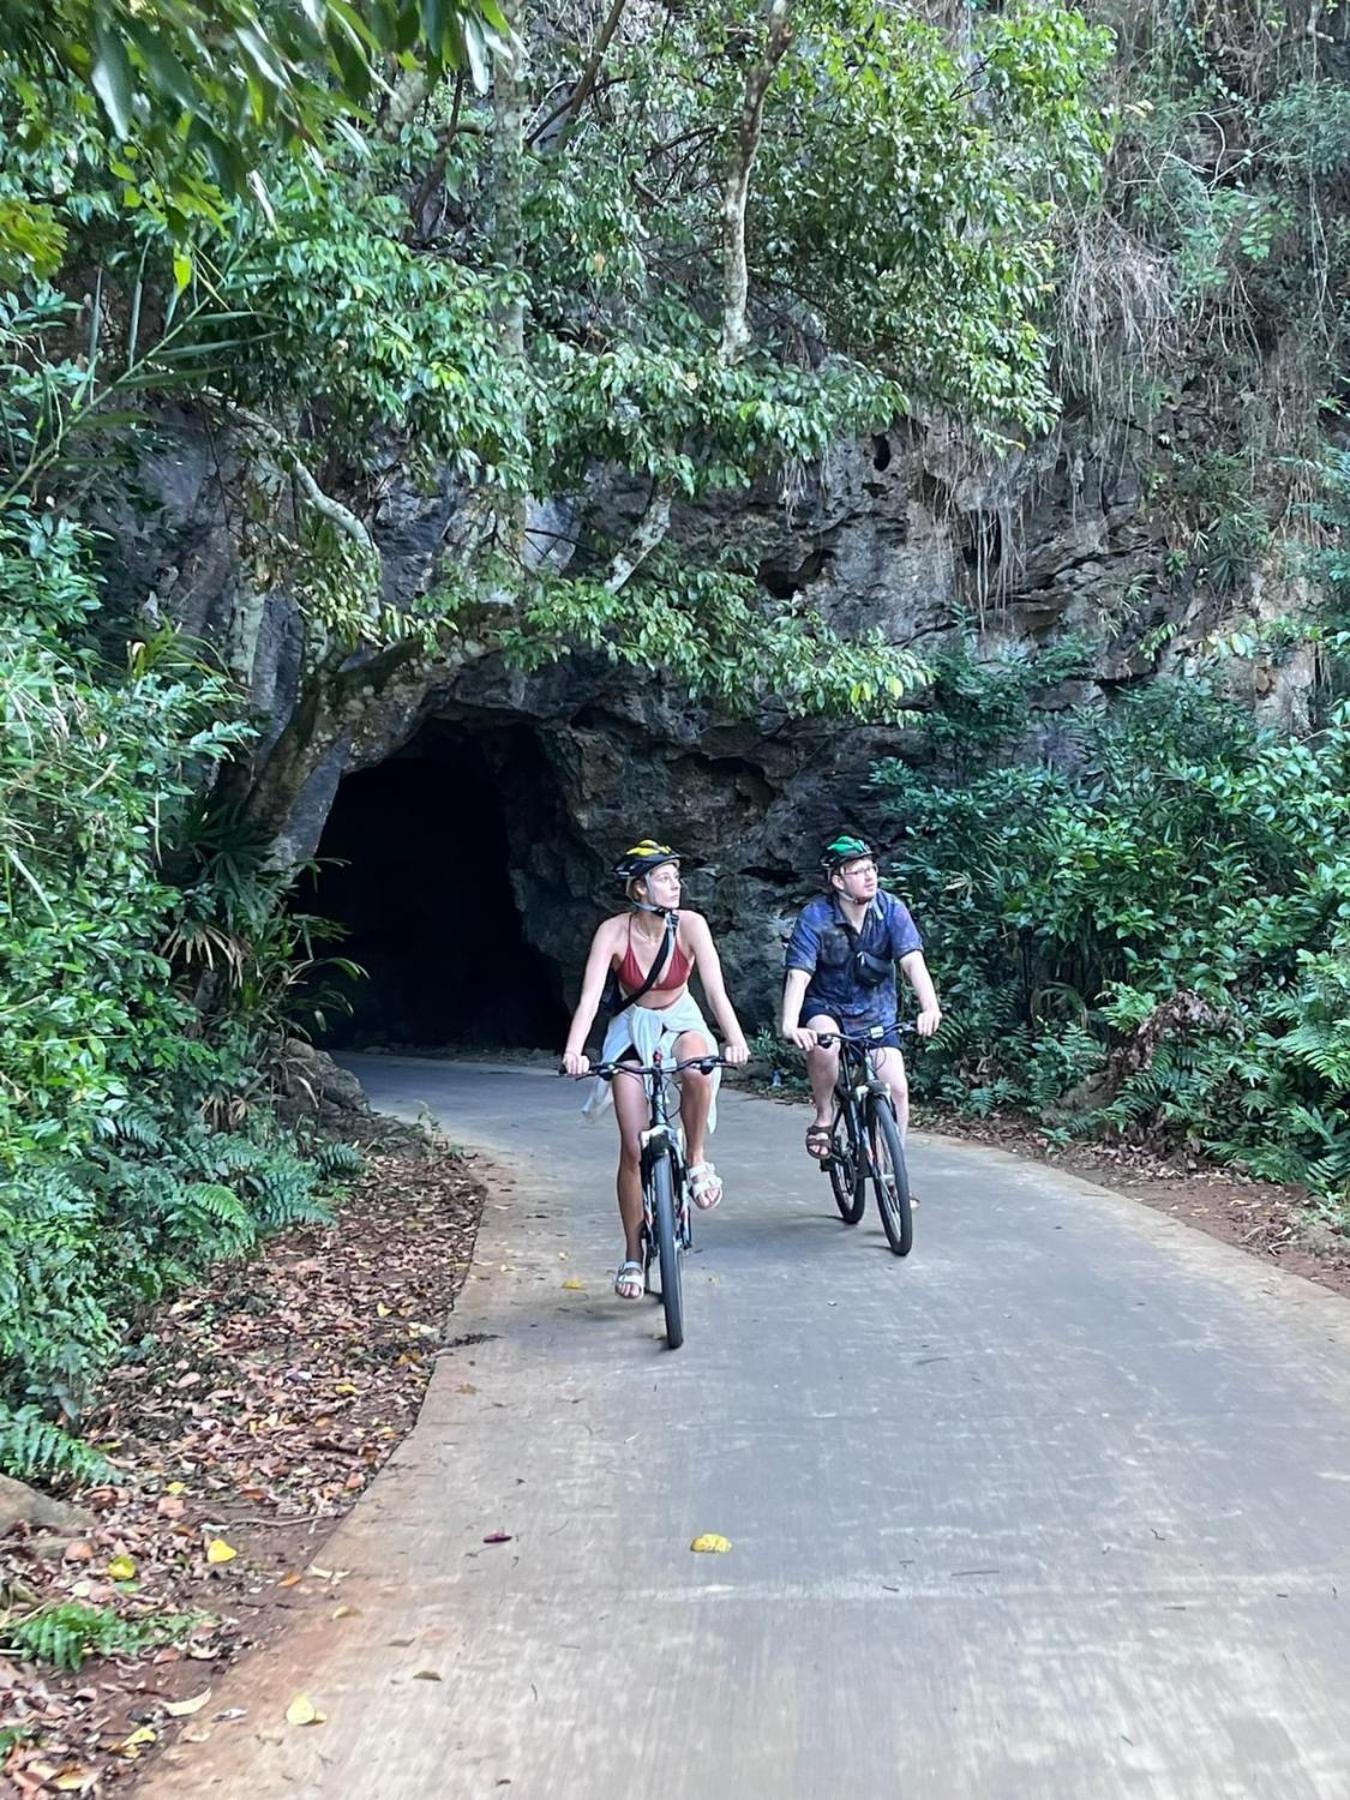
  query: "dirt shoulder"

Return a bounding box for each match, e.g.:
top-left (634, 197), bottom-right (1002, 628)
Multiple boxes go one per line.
top-left (1, 1114), bottom-right (489, 1797)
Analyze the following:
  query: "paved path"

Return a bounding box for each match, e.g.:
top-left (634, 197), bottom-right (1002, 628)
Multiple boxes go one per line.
top-left (143, 1059), bottom-right (1350, 1799)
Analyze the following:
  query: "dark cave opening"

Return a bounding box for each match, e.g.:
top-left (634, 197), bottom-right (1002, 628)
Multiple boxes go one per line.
top-left (302, 725), bottom-right (571, 1051)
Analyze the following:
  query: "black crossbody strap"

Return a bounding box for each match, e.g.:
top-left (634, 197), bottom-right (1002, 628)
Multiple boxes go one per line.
top-left (622, 911), bottom-right (679, 1008)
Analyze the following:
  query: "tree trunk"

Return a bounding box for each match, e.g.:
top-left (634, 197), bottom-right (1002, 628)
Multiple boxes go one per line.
top-left (491, 0), bottom-right (528, 358)
top-left (721, 0), bottom-right (793, 365)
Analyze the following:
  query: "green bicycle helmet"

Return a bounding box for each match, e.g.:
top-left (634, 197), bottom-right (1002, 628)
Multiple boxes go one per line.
top-left (820, 833), bottom-right (875, 875)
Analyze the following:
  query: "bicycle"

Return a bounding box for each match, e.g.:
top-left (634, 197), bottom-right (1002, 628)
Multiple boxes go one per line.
top-left (565, 1048), bottom-right (726, 1349)
top-left (810, 1024), bottom-right (916, 1257)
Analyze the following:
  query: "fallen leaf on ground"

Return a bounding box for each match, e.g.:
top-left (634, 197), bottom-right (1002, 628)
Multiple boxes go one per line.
top-left (412, 1670), bottom-right (442, 1681)
top-left (482, 1531), bottom-right (513, 1544)
top-left (163, 1690), bottom-right (211, 1718)
top-left (115, 1726), bottom-right (157, 1758)
top-left (52, 1769), bottom-right (98, 1793)
top-left (561, 1278), bottom-right (586, 1291)
top-left (285, 1694), bottom-right (326, 1727)
top-left (333, 1604), bottom-right (361, 1620)
top-left (690, 1534), bottom-right (732, 1554)
top-left (205, 1538), bottom-right (237, 1565)
top-left (278, 1572), bottom-right (302, 1589)
top-left (106, 1554), bottom-right (136, 1581)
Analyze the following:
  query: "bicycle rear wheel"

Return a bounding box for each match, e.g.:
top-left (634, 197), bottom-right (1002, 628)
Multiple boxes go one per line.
top-left (651, 1153), bottom-right (685, 1348)
top-left (828, 1101), bottom-right (866, 1225)
top-left (868, 1098), bottom-right (913, 1257)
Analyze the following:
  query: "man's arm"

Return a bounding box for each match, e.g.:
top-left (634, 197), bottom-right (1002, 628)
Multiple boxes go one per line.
top-left (900, 949), bottom-right (942, 1038)
top-left (781, 966), bottom-right (819, 1049)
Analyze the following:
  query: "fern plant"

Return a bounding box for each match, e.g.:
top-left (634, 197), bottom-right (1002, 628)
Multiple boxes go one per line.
top-left (0, 1602), bottom-right (200, 1672)
top-left (0, 1404), bottom-right (110, 1485)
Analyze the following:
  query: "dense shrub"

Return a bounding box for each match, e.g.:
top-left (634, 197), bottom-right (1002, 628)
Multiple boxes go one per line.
top-left (879, 626), bottom-right (1350, 1218)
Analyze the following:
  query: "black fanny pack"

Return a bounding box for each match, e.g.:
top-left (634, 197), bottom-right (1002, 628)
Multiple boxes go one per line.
top-left (853, 947), bottom-right (892, 988)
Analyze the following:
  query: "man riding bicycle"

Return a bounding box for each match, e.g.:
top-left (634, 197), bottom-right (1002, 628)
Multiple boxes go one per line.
top-left (781, 835), bottom-right (942, 1165)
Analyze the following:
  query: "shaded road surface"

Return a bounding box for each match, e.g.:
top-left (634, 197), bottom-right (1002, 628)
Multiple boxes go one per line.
top-left (143, 1060), bottom-right (1350, 1799)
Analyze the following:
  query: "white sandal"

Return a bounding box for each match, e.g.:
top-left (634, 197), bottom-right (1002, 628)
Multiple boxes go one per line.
top-left (614, 1259), bottom-right (644, 1300)
top-left (688, 1162), bottom-right (723, 1210)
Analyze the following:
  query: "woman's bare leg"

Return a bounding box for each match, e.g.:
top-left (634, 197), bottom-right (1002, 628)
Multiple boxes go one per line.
top-left (612, 1065), bottom-right (648, 1263)
top-left (675, 1030), bottom-right (714, 1167)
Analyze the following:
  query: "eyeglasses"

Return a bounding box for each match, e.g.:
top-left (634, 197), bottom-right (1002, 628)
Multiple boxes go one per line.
top-left (842, 860), bottom-right (877, 877)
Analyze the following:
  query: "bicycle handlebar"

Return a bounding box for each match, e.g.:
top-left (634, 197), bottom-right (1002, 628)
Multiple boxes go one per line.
top-left (807, 1025), bottom-right (918, 1048)
top-left (559, 1053), bottom-right (731, 1081)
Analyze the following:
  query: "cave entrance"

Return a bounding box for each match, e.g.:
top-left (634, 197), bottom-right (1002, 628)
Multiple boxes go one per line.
top-left (303, 723), bottom-right (571, 1051)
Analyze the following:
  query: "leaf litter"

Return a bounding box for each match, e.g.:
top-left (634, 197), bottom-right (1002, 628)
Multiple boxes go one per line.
top-left (1, 1115), bottom-right (487, 1793)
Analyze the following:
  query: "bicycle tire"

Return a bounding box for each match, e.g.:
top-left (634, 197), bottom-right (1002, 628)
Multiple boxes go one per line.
top-left (651, 1153), bottom-right (685, 1348)
top-left (868, 1097), bottom-right (913, 1257)
top-left (828, 1101), bottom-right (866, 1225)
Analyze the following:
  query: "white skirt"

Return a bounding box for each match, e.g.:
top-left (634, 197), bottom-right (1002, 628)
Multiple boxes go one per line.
top-left (582, 991), bottom-right (720, 1132)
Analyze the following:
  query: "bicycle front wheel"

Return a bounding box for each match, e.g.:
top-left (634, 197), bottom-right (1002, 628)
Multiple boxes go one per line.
top-left (828, 1102), bottom-right (866, 1225)
top-left (651, 1153), bottom-right (685, 1348)
top-left (868, 1098), bottom-right (913, 1257)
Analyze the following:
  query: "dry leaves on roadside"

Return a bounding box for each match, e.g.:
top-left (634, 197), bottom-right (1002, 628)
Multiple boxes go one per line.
top-left (1, 1121), bottom-right (487, 1795)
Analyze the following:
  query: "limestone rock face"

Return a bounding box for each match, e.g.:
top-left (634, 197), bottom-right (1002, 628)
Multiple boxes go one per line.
top-left (103, 417), bottom-right (1292, 1025)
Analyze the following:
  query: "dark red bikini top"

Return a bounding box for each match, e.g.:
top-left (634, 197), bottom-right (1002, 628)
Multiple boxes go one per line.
top-left (617, 917), bottom-right (694, 997)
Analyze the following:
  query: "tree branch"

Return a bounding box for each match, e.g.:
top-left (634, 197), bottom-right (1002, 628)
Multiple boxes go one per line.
top-left (529, 0), bottom-right (629, 148)
top-left (208, 395), bottom-right (376, 556)
top-left (491, 3), bottom-right (527, 356)
top-left (603, 485), bottom-right (672, 593)
top-left (720, 0), bottom-right (793, 365)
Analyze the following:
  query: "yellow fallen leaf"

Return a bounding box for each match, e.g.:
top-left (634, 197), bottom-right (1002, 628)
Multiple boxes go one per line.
top-left (164, 1690), bottom-right (211, 1718)
top-left (106, 1554), bottom-right (136, 1581)
top-left (332, 1603), bottom-right (361, 1620)
top-left (116, 1725), bottom-right (157, 1757)
top-left (286, 1693), bottom-right (327, 1727)
top-left (206, 1538), bottom-right (237, 1565)
top-left (165, 1480), bottom-right (187, 1496)
top-left (690, 1533), bottom-right (732, 1554)
top-left (376, 1301), bottom-right (391, 1317)
top-left (52, 1770), bottom-right (98, 1794)
top-left (334, 1382), bottom-right (357, 1395)
top-left (561, 1278), bottom-right (586, 1291)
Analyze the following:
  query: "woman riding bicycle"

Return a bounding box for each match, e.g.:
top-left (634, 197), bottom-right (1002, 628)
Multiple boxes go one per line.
top-left (562, 840), bottom-right (750, 1300)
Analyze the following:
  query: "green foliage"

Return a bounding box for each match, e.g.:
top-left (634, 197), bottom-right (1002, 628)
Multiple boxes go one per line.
top-left (0, 1405), bottom-right (112, 1485)
top-left (878, 631), bottom-right (1350, 1216)
top-left (754, 0), bottom-right (1113, 438)
top-left (0, 0), bottom-right (507, 276)
top-left (0, 520), bottom-right (349, 1447)
top-left (0, 1601), bottom-right (200, 1672)
top-left (1059, 0), bottom-right (1348, 595)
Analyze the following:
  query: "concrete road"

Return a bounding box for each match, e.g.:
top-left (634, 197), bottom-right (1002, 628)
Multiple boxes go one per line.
top-left (142, 1059), bottom-right (1350, 1799)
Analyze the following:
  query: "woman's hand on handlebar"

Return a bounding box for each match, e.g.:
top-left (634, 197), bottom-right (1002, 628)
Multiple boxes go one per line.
top-left (722, 1037), bottom-right (750, 1067)
top-left (561, 1050), bottom-right (590, 1078)
top-left (782, 1025), bottom-right (819, 1053)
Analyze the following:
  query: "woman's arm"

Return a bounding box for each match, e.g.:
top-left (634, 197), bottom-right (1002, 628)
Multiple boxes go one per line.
top-left (562, 919), bottom-right (619, 1074)
top-left (685, 913), bottom-right (749, 1064)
